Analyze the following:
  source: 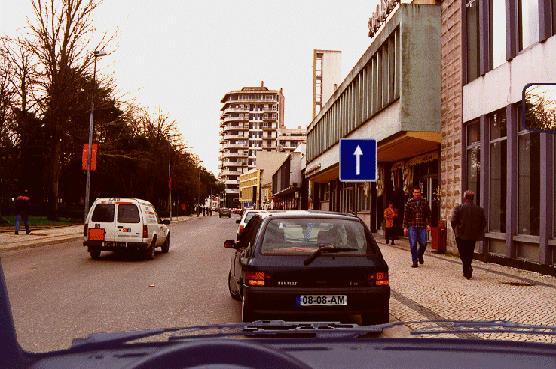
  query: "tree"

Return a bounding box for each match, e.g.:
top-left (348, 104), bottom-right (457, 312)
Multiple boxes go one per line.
top-left (25, 0), bottom-right (112, 219)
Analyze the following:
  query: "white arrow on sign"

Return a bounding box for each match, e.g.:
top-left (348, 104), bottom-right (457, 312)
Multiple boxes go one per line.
top-left (353, 145), bottom-right (363, 175)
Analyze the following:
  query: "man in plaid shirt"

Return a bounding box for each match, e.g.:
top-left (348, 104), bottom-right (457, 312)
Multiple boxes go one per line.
top-left (403, 186), bottom-right (431, 268)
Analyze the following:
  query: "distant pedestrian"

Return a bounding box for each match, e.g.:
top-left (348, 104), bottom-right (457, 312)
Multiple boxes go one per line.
top-left (196, 204), bottom-right (200, 217)
top-left (14, 190), bottom-right (31, 235)
top-left (403, 186), bottom-right (431, 268)
top-left (202, 206), bottom-right (206, 216)
top-left (450, 190), bottom-right (486, 280)
top-left (383, 201), bottom-right (398, 245)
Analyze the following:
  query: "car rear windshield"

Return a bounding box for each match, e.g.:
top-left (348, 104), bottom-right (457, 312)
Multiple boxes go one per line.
top-left (117, 204), bottom-right (140, 223)
top-left (261, 218), bottom-right (372, 255)
top-left (91, 204), bottom-right (115, 222)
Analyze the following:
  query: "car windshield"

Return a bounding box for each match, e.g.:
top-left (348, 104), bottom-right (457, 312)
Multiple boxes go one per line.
top-left (1, 0), bottom-right (556, 359)
top-left (261, 218), bottom-right (369, 255)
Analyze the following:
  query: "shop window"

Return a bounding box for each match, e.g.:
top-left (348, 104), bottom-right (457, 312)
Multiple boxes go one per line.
top-left (466, 120), bottom-right (481, 205)
top-left (518, 0), bottom-right (540, 50)
top-left (465, 0), bottom-right (480, 82)
top-left (517, 129), bottom-right (540, 236)
top-left (490, 0), bottom-right (507, 68)
top-left (488, 109), bottom-right (507, 233)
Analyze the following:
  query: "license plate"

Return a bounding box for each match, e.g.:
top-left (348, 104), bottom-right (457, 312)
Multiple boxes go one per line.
top-left (297, 295), bottom-right (347, 306)
top-left (88, 228), bottom-right (105, 241)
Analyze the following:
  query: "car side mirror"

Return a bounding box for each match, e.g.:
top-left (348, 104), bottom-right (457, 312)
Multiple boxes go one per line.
top-left (236, 219), bottom-right (240, 224)
top-left (224, 240), bottom-right (237, 249)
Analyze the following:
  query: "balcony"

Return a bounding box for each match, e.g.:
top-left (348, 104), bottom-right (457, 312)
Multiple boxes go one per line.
top-left (225, 179), bottom-right (239, 185)
top-left (225, 188), bottom-right (240, 194)
top-left (223, 134), bottom-right (248, 140)
top-left (222, 161), bottom-right (245, 167)
top-left (223, 142), bottom-right (248, 150)
top-left (222, 152), bottom-right (248, 158)
top-left (222, 107), bottom-right (249, 114)
top-left (222, 124), bottom-right (249, 131)
top-left (221, 170), bottom-right (242, 176)
top-left (249, 137), bottom-right (263, 141)
top-left (223, 115), bottom-right (248, 123)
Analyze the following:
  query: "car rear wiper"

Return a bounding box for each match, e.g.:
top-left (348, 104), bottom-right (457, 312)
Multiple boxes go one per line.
top-left (303, 245), bottom-right (359, 265)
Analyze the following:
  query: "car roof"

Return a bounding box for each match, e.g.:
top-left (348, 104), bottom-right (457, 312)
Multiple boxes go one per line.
top-left (263, 210), bottom-right (359, 219)
top-left (94, 198), bottom-right (153, 206)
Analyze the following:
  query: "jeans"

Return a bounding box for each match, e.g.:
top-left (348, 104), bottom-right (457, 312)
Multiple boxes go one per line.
top-left (15, 214), bottom-right (30, 234)
top-left (408, 226), bottom-right (427, 263)
top-left (456, 238), bottom-right (476, 275)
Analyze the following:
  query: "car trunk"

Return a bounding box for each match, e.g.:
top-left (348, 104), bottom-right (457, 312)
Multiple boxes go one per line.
top-left (114, 203), bottom-right (143, 243)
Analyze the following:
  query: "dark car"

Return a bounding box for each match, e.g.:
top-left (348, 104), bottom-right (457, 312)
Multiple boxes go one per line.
top-left (224, 210), bottom-right (390, 325)
top-left (218, 207), bottom-right (232, 218)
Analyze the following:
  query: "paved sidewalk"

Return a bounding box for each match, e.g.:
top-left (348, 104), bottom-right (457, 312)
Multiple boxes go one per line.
top-left (375, 233), bottom-right (556, 343)
top-left (0, 215), bottom-right (194, 254)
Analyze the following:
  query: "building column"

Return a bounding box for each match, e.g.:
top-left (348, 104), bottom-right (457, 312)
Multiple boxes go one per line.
top-left (505, 104), bottom-right (518, 259)
top-left (539, 0), bottom-right (554, 42)
top-left (539, 134), bottom-right (554, 265)
top-left (479, 115), bottom-right (489, 255)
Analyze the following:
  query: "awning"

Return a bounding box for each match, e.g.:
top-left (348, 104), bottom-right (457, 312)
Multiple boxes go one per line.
top-left (378, 131), bottom-right (441, 163)
top-left (306, 164), bottom-right (339, 184)
top-left (273, 186), bottom-right (300, 198)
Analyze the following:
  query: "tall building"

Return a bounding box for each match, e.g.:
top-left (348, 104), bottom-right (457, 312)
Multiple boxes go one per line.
top-left (219, 82), bottom-right (285, 207)
top-left (312, 49), bottom-right (342, 118)
top-left (277, 126), bottom-right (307, 153)
top-left (441, 0), bottom-right (556, 268)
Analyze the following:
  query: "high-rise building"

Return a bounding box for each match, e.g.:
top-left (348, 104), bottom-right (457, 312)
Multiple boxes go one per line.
top-left (277, 126), bottom-right (307, 153)
top-left (312, 49), bottom-right (342, 118)
top-left (219, 82), bottom-right (285, 207)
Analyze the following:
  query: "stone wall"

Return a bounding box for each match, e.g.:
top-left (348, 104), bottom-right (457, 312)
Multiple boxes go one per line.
top-left (440, 0), bottom-right (463, 251)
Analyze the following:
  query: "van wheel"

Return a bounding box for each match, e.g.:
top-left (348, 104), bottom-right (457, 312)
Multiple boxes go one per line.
top-left (89, 249), bottom-right (101, 260)
top-left (143, 240), bottom-right (156, 260)
top-left (161, 234), bottom-right (170, 253)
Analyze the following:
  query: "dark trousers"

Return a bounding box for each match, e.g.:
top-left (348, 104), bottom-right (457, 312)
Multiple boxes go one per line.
top-left (384, 227), bottom-right (396, 243)
top-left (456, 238), bottom-right (476, 275)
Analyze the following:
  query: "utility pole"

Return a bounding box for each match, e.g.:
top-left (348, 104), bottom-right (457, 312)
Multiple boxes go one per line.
top-left (84, 50), bottom-right (107, 223)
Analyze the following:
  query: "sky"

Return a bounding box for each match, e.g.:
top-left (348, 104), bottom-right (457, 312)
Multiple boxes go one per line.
top-left (1, 0), bottom-right (377, 174)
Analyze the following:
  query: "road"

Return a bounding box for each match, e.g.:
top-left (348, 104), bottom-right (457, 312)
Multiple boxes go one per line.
top-left (3, 214), bottom-right (556, 352)
top-left (3, 215), bottom-right (241, 352)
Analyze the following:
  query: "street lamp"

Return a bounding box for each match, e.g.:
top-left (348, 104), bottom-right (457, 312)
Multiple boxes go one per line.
top-left (84, 50), bottom-right (108, 222)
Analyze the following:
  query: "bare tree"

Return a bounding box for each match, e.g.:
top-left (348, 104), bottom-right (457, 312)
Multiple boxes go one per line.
top-left (25, 0), bottom-right (113, 219)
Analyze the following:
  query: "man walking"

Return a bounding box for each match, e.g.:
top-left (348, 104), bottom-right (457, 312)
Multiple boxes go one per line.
top-left (403, 186), bottom-right (431, 268)
top-left (450, 190), bottom-right (486, 279)
top-left (14, 190), bottom-right (31, 235)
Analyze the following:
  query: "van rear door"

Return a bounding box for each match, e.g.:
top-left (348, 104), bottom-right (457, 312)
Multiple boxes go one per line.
top-left (115, 203), bottom-right (143, 243)
top-left (88, 203), bottom-right (117, 242)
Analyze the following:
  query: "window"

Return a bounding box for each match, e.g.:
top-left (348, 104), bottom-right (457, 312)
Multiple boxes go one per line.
top-left (466, 120), bottom-right (481, 205)
top-left (517, 128), bottom-right (540, 235)
top-left (466, 0), bottom-right (480, 82)
top-left (118, 204), bottom-right (140, 223)
top-left (488, 109), bottom-right (507, 233)
top-left (490, 0), bottom-right (507, 68)
top-left (91, 204), bottom-right (115, 222)
top-left (518, 0), bottom-right (540, 50)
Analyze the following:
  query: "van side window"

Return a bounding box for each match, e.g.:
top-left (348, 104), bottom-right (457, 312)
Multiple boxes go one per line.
top-left (91, 204), bottom-right (115, 222)
top-left (118, 204), bottom-right (140, 223)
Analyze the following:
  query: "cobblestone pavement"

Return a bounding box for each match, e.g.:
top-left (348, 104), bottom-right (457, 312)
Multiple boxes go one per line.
top-left (377, 236), bottom-right (556, 344)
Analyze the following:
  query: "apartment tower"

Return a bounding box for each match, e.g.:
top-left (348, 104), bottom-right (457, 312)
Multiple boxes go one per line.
top-left (219, 82), bottom-right (285, 207)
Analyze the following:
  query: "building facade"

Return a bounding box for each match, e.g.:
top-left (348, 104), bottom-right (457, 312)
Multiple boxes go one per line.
top-left (255, 151), bottom-right (290, 210)
top-left (277, 126), bottom-right (307, 152)
top-left (306, 1), bottom-right (441, 232)
top-left (239, 169), bottom-right (261, 209)
top-left (312, 49), bottom-right (342, 118)
top-left (219, 82), bottom-right (285, 207)
top-left (272, 148), bottom-right (307, 210)
top-left (441, 0), bottom-right (556, 269)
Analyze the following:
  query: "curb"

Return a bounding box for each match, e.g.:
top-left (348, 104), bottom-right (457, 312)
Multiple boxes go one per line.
top-left (0, 217), bottom-right (196, 255)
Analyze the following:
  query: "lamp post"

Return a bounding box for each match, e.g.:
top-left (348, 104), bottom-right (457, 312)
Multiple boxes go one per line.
top-left (84, 50), bottom-right (108, 223)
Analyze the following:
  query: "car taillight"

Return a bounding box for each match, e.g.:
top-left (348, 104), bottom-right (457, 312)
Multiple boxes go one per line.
top-left (239, 225), bottom-right (245, 234)
top-left (84, 224), bottom-right (88, 237)
top-left (142, 225), bottom-right (148, 238)
top-left (368, 272), bottom-right (389, 286)
top-left (245, 271), bottom-right (269, 287)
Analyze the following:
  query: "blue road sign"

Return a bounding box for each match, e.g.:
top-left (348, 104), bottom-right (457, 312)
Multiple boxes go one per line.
top-left (339, 138), bottom-right (377, 182)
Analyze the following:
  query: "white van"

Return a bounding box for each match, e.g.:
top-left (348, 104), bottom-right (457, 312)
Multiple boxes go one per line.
top-left (83, 198), bottom-right (170, 260)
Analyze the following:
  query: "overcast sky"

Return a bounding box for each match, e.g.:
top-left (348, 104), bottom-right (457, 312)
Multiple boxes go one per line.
top-left (1, 1), bottom-right (377, 174)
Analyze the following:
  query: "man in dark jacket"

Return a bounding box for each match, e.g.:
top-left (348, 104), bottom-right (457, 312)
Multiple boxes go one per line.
top-left (450, 190), bottom-right (486, 279)
top-left (14, 190), bottom-right (31, 235)
top-left (403, 186), bottom-right (432, 268)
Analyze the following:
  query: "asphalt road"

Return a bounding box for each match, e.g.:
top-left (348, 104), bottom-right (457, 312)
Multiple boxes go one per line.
top-left (2, 214), bottom-right (242, 352)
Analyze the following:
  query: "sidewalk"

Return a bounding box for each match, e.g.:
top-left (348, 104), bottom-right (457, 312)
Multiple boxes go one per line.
top-left (0, 215), bottom-right (194, 254)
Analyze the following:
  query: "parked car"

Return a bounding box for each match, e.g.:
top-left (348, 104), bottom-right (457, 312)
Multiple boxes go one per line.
top-left (218, 207), bottom-right (232, 218)
top-left (224, 210), bottom-right (390, 325)
top-left (83, 198), bottom-right (170, 260)
top-left (236, 209), bottom-right (267, 239)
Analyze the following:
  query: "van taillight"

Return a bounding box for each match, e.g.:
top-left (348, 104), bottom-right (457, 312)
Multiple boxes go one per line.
top-left (142, 225), bottom-right (148, 238)
top-left (245, 271), bottom-right (269, 287)
top-left (368, 272), bottom-right (389, 286)
top-left (84, 224), bottom-right (88, 237)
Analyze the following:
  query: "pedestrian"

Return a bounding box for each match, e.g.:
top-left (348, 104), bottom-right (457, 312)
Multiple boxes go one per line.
top-left (196, 204), bottom-right (200, 217)
top-left (403, 186), bottom-right (431, 268)
top-left (450, 190), bottom-right (486, 280)
top-left (14, 189), bottom-right (31, 235)
top-left (202, 205), bottom-right (206, 216)
top-left (383, 201), bottom-right (398, 245)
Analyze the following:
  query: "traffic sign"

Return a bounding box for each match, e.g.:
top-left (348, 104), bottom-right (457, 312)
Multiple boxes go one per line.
top-left (339, 138), bottom-right (377, 182)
